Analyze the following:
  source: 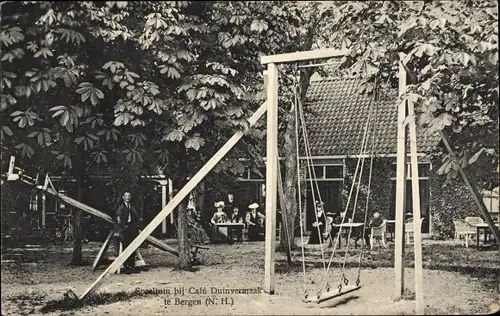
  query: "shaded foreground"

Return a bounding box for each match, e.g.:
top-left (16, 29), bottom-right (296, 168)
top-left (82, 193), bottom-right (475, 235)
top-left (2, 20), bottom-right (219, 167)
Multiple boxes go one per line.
top-left (1, 239), bottom-right (499, 315)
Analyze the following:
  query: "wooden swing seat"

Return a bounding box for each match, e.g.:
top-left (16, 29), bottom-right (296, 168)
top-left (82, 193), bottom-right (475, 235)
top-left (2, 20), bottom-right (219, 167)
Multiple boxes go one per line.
top-left (303, 285), bottom-right (362, 304)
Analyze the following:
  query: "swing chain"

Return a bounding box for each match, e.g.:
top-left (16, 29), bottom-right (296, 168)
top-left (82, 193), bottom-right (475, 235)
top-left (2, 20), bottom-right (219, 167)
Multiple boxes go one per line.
top-left (316, 290), bottom-right (322, 300)
top-left (337, 283), bottom-right (342, 293)
top-left (303, 290), bottom-right (308, 300)
top-left (343, 274), bottom-right (349, 286)
top-left (326, 282), bottom-right (330, 292)
top-left (356, 276), bottom-right (360, 287)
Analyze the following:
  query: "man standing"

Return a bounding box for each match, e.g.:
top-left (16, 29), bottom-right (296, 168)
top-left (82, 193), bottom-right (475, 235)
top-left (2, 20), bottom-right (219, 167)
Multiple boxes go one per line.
top-left (224, 193), bottom-right (235, 216)
top-left (116, 191), bottom-right (142, 274)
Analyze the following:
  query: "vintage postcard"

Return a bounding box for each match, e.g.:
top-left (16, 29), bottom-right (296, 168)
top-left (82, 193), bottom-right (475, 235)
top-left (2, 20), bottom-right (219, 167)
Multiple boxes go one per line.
top-left (1, 1), bottom-right (499, 315)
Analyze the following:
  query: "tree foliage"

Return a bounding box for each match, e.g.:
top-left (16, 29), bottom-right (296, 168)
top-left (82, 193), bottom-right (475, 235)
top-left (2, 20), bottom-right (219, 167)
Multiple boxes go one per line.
top-left (0, 0), bottom-right (338, 262)
top-left (323, 0), bottom-right (498, 190)
top-left (0, 1), bottom-right (332, 179)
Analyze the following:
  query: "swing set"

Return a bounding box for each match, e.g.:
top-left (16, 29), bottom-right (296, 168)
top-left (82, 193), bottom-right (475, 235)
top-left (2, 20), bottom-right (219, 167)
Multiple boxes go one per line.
top-left (6, 47), bottom-right (497, 314)
top-left (2, 48), bottom-right (425, 310)
top-left (287, 65), bottom-right (382, 304)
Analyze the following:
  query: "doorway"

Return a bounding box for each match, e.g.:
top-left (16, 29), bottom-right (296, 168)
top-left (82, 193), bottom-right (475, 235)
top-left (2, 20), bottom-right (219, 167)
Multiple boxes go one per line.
top-left (305, 181), bottom-right (342, 231)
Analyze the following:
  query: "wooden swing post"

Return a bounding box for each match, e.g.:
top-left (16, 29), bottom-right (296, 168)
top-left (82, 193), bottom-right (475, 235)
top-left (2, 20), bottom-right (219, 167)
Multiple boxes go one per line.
top-left (408, 101), bottom-right (425, 315)
top-left (394, 57), bottom-right (408, 298)
top-left (260, 48), bottom-right (350, 295)
top-left (264, 63), bottom-right (278, 294)
top-left (395, 53), bottom-right (425, 314)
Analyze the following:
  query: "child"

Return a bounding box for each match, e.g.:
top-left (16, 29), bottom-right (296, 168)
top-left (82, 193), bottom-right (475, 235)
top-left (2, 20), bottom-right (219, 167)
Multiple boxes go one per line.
top-left (229, 207), bottom-right (244, 243)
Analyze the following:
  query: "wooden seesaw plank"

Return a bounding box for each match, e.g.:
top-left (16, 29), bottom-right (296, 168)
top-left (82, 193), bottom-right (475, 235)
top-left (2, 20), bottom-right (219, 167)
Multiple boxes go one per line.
top-left (92, 231), bottom-right (114, 271)
top-left (303, 285), bottom-right (361, 304)
top-left (42, 185), bottom-right (179, 256)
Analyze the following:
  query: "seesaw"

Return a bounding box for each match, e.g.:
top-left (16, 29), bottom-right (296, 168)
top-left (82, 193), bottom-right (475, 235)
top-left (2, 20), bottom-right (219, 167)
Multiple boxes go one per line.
top-left (3, 156), bottom-right (209, 267)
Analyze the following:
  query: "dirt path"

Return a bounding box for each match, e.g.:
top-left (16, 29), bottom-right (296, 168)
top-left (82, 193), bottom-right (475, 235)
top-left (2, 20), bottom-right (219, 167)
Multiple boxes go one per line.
top-left (1, 242), bottom-right (498, 315)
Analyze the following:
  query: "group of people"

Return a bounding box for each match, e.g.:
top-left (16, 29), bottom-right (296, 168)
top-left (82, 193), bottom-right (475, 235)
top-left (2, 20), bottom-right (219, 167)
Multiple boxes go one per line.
top-left (308, 200), bottom-right (385, 248)
top-left (182, 193), bottom-right (266, 245)
top-left (209, 200), bottom-right (265, 242)
top-left (113, 190), bottom-right (385, 274)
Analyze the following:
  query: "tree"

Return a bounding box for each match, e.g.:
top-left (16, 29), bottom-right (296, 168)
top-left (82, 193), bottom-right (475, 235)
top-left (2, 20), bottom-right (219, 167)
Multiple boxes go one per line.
top-left (321, 0), bottom-right (498, 190)
top-left (2, 1), bottom-right (338, 267)
top-left (1, 1), bottom-right (259, 265)
top-left (320, 0), bottom-right (499, 243)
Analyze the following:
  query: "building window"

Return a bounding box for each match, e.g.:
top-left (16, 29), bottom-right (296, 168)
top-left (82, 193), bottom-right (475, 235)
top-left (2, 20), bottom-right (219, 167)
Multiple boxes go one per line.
top-left (418, 163), bottom-right (430, 177)
top-left (313, 166), bottom-right (324, 179)
top-left (325, 166), bottom-right (343, 179)
top-left (390, 162), bottom-right (431, 180)
top-left (304, 164), bottom-right (344, 181)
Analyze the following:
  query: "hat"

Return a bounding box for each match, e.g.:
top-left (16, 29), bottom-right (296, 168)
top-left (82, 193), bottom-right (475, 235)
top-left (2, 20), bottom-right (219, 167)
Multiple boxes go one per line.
top-left (248, 203), bottom-right (259, 209)
top-left (214, 201), bottom-right (225, 208)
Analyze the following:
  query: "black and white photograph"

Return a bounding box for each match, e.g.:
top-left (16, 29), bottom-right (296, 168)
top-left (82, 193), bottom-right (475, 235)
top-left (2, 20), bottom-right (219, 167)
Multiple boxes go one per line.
top-left (1, 1), bottom-right (499, 315)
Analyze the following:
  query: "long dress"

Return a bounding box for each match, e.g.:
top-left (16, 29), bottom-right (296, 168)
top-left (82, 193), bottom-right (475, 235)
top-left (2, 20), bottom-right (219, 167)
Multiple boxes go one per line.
top-left (246, 211), bottom-right (264, 241)
top-left (308, 211), bottom-right (327, 244)
top-left (210, 211), bottom-right (228, 242)
top-left (187, 215), bottom-right (210, 245)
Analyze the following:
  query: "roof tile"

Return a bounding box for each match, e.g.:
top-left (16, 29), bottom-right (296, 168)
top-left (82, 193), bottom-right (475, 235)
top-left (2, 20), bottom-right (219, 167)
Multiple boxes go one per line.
top-left (300, 77), bottom-right (441, 156)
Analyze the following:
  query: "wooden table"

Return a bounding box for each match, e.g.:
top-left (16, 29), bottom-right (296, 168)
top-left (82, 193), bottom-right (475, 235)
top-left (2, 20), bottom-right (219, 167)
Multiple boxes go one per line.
top-left (214, 222), bottom-right (245, 243)
top-left (332, 223), bottom-right (364, 248)
top-left (475, 223), bottom-right (499, 248)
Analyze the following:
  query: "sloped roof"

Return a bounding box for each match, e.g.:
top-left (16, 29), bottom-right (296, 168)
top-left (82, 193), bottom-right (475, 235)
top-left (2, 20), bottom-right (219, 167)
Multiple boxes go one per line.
top-left (301, 77), bottom-right (441, 156)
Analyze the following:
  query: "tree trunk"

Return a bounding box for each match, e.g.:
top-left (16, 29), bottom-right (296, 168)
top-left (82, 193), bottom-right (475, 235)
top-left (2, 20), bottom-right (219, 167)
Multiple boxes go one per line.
top-left (280, 67), bottom-right (314, 254)
top-left (279, 13), bottom-right (318, 254)
top-left (67, 134), bottom-right (84, 266)
top-left (280, 106), bottom-right (298, 252)
top-left (70, 169), bottom-right (84, 265)
top-left (177, 197), bottom-right (191, 269)
top-left (70, 200), bottom-right (83, 264)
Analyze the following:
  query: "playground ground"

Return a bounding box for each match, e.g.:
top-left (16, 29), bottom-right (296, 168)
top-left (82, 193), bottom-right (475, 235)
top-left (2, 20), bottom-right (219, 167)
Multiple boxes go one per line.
top-left (1, 239), bottom-right (499, 315)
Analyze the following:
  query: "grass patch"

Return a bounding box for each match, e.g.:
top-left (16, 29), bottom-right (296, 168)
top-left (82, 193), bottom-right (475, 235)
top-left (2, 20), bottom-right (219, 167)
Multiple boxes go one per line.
top-left (5, 292), bottom-right (47, 314)
top-left (401, 289), bottom-right (415, 301)
top-left (40, 291), bottom-right (156, 313)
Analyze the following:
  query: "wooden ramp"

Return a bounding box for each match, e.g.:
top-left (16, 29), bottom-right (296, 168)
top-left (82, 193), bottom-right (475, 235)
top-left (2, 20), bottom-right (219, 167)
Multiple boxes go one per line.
top-left (303, 285), bottom-right (361, 304)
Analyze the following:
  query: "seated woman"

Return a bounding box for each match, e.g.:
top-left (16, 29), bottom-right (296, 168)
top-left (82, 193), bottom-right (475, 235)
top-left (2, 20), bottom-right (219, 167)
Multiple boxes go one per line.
top-left (211, 201), bottom-right (228, 224)
top-left (308, 201), bottom-right (327, 245)
top-left (210, 201), bottom-right (228, 241)
top-left (187, 207), bottom-right (210, 245)
top-left (246, 203), bottom-right (265, 241)
top-left (364, 212), bottom-right (384, 248)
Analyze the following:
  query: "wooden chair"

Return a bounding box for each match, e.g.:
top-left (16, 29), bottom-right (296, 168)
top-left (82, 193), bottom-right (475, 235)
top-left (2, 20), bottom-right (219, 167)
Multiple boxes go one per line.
top-left (405, 217), bottom-right (424, 244)
top-left (370, 219), bottom-right (387, 250)
top-left (464, 216), bottom-right (484, 226)
top-left (323, 217), bottom-right (334, 247)
top-left (453, 219), bottom-right (476, 248)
